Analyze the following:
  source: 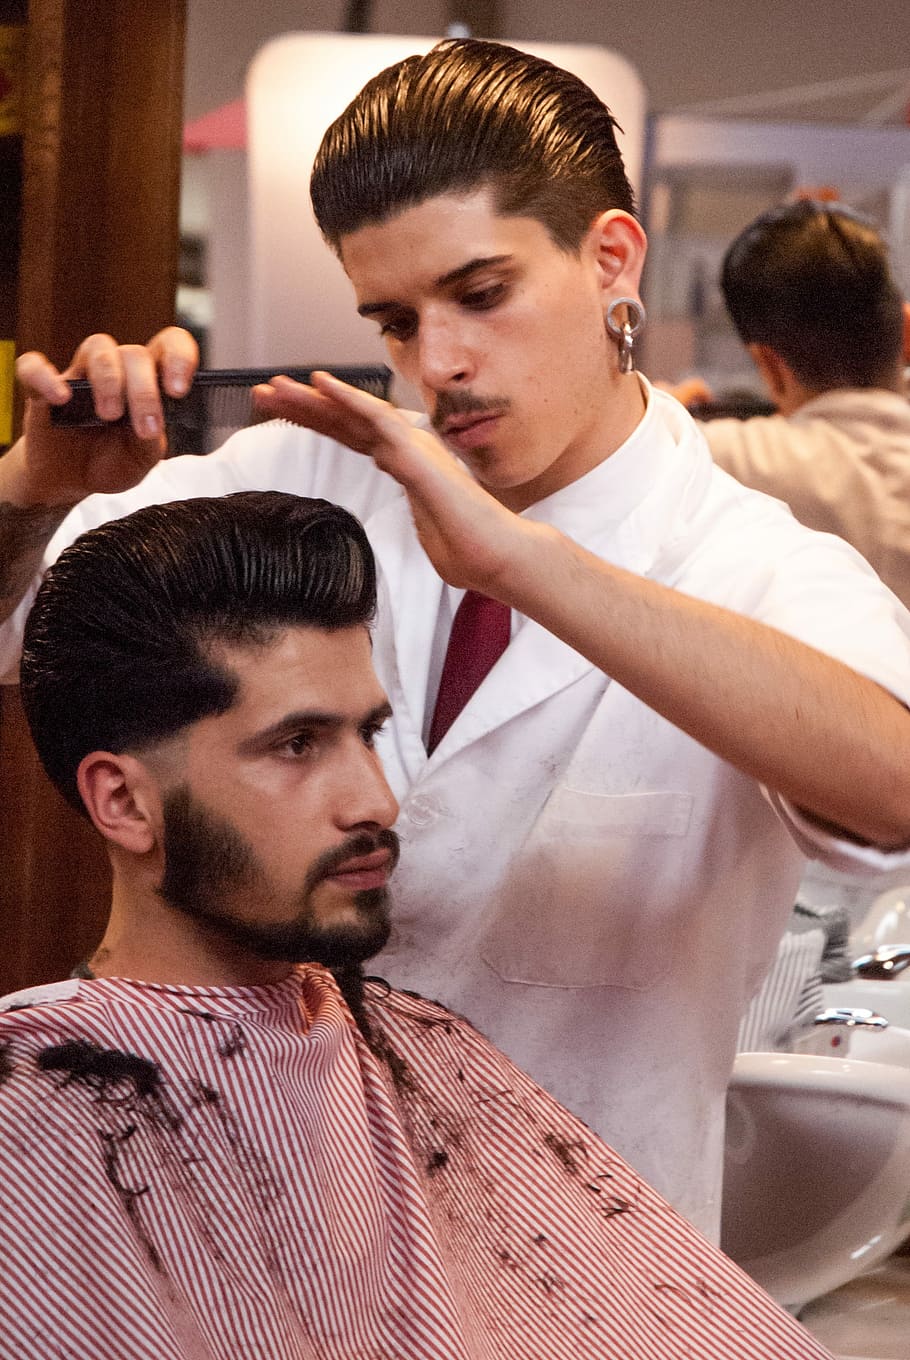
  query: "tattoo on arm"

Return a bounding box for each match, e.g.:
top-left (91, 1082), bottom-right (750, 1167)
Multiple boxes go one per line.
top-left (0, 500), bottom-right (73, 615)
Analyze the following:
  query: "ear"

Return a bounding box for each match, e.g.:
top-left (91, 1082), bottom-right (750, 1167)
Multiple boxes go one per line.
top-left (748, 343), bottom-right (812, 416)
top-left (76, 752), bottom-right (162, 856)
top-left (748, 343), bottom-right (790, 401)
top-left (586, 209), bottom-right (648, 300)
top-left (902, 300), bottom-right (910, 365)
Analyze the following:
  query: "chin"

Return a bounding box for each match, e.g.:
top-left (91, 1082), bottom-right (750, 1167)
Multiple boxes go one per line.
top-left (265, 889), bottom-right (393, 968)
top-left (300, 922), bottom-right (391, 970)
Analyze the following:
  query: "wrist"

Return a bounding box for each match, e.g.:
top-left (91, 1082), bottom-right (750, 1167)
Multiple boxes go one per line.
top-left (0, 438), bottom-right (81, 511)
top-left (484, 518), bottom-right (560, 607)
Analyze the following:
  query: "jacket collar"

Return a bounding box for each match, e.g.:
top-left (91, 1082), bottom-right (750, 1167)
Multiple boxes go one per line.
top-left (369, 381), bottom-right (713, 769)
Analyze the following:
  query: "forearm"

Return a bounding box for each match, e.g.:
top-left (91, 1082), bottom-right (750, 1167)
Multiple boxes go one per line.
top-left (0, 441), bottom-right (78, 622)
top-left (265, 370), bottom-right (910, 849)
top-left (498, 521), bottom-right (910, 849)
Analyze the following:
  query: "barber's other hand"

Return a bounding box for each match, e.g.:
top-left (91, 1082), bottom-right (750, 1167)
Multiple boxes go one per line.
top-left (12, 328), bottom-right (199, 506)
top-left (254, 371), bottom-right (533, 595)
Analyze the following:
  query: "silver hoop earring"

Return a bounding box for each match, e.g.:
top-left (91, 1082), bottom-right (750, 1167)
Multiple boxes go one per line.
top-left (606, 297), bottom-right (646, 374)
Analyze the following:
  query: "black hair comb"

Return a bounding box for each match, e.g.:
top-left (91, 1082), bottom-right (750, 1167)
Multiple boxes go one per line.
top-left (50, 365), bottom-right (393, 455)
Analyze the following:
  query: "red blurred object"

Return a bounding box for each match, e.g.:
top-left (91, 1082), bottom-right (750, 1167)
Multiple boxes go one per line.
top-left (793, 185), bottom-right (841, 202)
top-left (183, 98), bottom-right (247, 153)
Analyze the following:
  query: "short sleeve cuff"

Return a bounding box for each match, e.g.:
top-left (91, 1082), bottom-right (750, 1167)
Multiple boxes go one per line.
top-left (764, 785), bottom-right (910, 875)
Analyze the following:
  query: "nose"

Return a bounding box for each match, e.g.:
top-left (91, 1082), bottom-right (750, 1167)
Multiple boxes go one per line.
top-left (415, 313), bottom-right (475, 392)
top-left (337, 740), bottom-right (400, 833)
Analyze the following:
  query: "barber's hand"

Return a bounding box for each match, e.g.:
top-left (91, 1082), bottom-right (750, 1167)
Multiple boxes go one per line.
top-left (255, 371), bottom-right (533, 595)
top-left (12, 328), bottom-right (199, 506)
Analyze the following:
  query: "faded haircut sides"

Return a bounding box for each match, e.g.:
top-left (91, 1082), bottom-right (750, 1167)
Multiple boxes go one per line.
top-left (20, 491), bottom-right (377, 814)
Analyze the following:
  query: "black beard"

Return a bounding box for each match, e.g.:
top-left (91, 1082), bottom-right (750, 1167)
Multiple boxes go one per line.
top-left (156, 786), bottom-right (397, 968)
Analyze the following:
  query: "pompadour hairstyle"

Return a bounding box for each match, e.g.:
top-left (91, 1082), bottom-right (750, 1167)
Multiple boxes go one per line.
top-left (310, 37), bottom-right (636, 253)
top-left (20, 491), bottom-right (377, 813)
top-left (721, 199), bottom-right (904, 391)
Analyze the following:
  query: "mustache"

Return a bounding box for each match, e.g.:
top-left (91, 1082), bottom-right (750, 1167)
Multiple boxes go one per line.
top-left (430, 389), bottom-right (511, 433)
top-left (306, 828), bottom-right (401, 889)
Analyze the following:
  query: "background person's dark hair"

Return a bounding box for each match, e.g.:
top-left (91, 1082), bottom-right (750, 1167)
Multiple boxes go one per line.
top-left (20, 492), bottom-right (377, 814)
top-left (720, 199), bottom-right (904, 391)
top-left (311, 37), bottom-right (636, 254)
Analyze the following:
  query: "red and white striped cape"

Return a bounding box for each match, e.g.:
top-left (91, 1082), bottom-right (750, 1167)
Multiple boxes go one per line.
top-left (0, 967), bottom-right (831, 1359)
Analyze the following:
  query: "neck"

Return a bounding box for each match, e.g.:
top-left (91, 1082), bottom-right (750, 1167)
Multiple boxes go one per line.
top-left (495, 369), bottom-right (647, 513)
top-left (90, 872), bottom-right (294, 988)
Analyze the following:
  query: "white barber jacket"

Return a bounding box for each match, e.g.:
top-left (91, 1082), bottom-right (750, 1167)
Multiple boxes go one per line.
top-left (5, 382), bottom-right (910, 1239)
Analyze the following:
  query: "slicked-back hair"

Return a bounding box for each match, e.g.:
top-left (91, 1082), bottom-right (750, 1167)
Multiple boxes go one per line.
top-left (721, 199), bottom-right (904, 391)
top-left (310, 37), bottom-right (636, 254)
top-left (20, 492), bottom-right (377, 814)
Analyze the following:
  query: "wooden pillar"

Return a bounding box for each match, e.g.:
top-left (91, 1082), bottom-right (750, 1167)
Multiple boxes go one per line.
top-left (18, 0), bottom-right (187, 359)
top-left (0, 0), bottom-right (186, 994)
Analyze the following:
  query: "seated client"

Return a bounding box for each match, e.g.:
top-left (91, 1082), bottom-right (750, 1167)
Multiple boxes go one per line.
top-left (0, 491), bottom-right (832, 1358)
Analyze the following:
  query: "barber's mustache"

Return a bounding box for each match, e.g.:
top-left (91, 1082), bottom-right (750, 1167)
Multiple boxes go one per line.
top-left (307, 829), bottom-right (401, 889)
top-left (430, 388), bottom-right (511, 434)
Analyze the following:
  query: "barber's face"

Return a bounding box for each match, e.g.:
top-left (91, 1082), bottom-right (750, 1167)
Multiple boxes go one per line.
top-left (340, 187), bottom-right (626, 511)
top-left (155, 625), bottom-right (399, 968)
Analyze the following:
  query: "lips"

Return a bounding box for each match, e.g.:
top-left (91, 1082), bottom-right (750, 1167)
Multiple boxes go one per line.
top-left (442, 411), bottom-right (503, 452)
top-left (325, 848), bottom-right (394, 891)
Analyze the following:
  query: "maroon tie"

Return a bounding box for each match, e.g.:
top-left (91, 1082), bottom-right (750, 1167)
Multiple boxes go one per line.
top-left (427, 590), bottom-right (511, 754)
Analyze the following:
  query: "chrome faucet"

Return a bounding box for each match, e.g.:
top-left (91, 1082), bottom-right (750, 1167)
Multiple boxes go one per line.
top-left (851, 944), bottom-right (910, 980)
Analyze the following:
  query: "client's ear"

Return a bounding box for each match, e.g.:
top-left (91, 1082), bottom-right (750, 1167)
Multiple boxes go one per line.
top-left (76, 752), bottom-right (161, 855)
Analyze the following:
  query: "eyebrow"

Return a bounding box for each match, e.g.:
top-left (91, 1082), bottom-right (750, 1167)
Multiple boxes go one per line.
top-left (357, 255), bottom-right (513, 317)
top-left (238, 700), bottom-right (393, 754)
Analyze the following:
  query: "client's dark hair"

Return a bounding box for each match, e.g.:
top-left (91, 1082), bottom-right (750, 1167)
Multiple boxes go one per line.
top-left (20, 492), bottom-right (377, 813)
top-left (721, 199), bottom-right (904, 391)
top-left (311, 37), bottom-right (636, 254)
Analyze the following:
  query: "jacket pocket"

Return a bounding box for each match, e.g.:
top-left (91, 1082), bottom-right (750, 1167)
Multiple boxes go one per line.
top-left (481, 787), bottom-right (694, 990)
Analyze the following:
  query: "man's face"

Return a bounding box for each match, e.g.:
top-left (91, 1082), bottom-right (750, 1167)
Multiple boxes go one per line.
top-left (340, 188), bottom-right (621, 511)
top-left (153, 625), bottom-right (400, 969)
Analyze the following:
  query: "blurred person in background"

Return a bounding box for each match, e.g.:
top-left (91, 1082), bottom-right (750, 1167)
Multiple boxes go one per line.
top-left (677, 200), bottom-right (910, 608)
top-left (0, 489), bottom-right (834, 1360)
